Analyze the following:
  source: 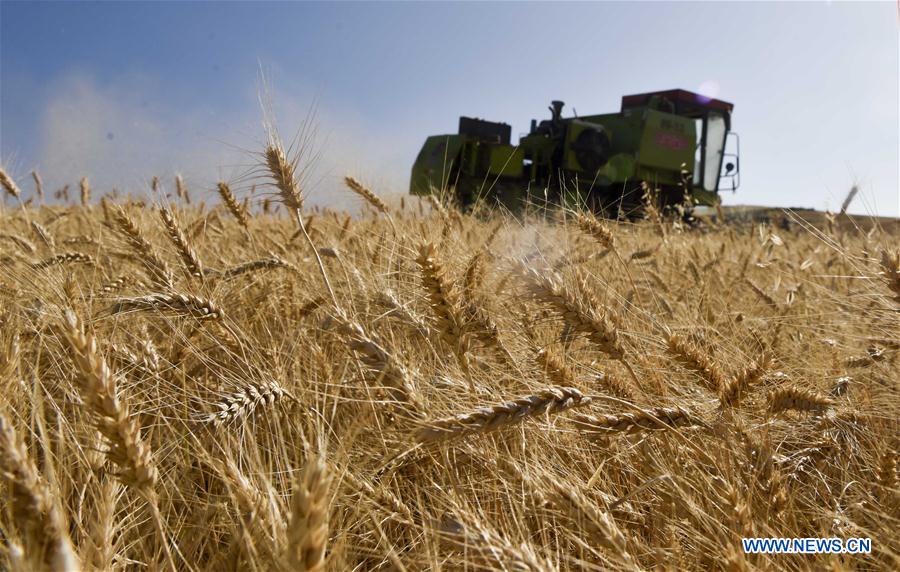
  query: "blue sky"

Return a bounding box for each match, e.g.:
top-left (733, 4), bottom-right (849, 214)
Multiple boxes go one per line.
top-left (1, 1), bottom-right (897, 215)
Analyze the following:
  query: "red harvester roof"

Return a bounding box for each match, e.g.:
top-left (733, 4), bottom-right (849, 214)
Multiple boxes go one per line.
top-left (621, 89), bottom-right (734, 113)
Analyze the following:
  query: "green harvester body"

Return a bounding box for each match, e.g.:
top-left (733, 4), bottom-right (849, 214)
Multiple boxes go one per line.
top-left (410, 89), bottom-right (739, 215)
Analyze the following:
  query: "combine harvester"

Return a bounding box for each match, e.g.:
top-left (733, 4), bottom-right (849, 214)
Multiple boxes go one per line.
top-left (410, 89), bottom-right (740, 217)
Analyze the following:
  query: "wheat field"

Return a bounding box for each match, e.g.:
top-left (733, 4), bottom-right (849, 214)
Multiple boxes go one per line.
top-left (0, 155), bottom-right (898, 571)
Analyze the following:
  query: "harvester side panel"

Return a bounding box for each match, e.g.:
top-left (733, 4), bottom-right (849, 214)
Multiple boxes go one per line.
top-left (410, 134), bottom-right (467, 195)
top-left (636, 109), bottom-right (695, 182)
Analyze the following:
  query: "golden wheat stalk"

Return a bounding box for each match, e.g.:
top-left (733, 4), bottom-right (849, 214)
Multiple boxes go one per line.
top-left (265, 143), bottom-right (339, 308)
top-left (462, 249), bottom-right (487, 303)
top-left (31, 170), bottom-right (43, 201)
top-left (344, 176), bottom-right (388, 214)
top-left (265, 145), bottom-right (303, 211)
top-left (85, 479), bottom-right (119, 571)
top-left (534, 347), bottom-right (578, 387)
top-left (574, 212), bottom-right (615, 250)
top-left (719, 353), bottom-right (771, 406)
top-left (31, 221), bottom-right (56, 251)
top-left (416, 242), bottom-right (472, 366)
top-left (30, 252), bottom-right (94, 270)
top-left (159, 206), bottom-right (204, 279)
top-left (738, 429), bottom-right (787, 515)
top-left (106, 293), bottom-right (223, 320)
top-left (416, 386), bottom-right (590, 443)
top-left (341, 471), bottom-right (414, 524)
top-left (427, 194), bottom-right (449, 222)
top-left (440, 513), bottom-right (555, 572)
top-left (373, 289), bottom-right (429, 335)
top-left (571, 406), bottom-right (705, 435)
top-left (496, 459), bottom-right (637, 569)
top-left (174, 174), bottom-right (189, 203)
top-left (519, 265), bottom-right (625, 360)
top-left (203, 379), bottom-right (291, 426)
top-left (216, 182), bottom-right (249, 230)
top-left (79, 177), bottom-right (91, 207)
top-left (327, 313), bottom-right (422, 411)
top-left (110, 205), bottom-right (174, 289)
top-left (666, 333), bottom-right (727, 391)
top-left (286, 456), bottom-right (332, 572)
top-left (0, 167), bottom-right (22, 199)
top-left (593, 371), bottom-right (634, 400)
top-left (109, 343), bottom-right (159, 378)
top-left (0, 413), bottom-right (80, 572)
top-left (100, 274), bottom-right (144, 294)
top-left (219, 256), bottom-right (295, 280)
top-left (62, 236), bottom-right (99, 247)
top-left (0, 233), bottom-right (36, 254)
top-left (572, 211), bottom-right (643, 293)
top-left (464, 303), bottom-right (515, 363)
top-left (768, 387), bottom-right (834, 415)
top-left (745, 278), bottom-right (780, 311)
top-left (61, 310), bottom-right (159, 492)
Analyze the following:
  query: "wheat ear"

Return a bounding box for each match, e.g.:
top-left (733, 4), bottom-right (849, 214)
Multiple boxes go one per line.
top-left (519, 266), bottom-right (625, 360)
top-left (667, 333), bottom-right (727, 391)
top-left (464, 303), bottom-right (515, 363)
top-left (203, 379), bottom-right (290, 426)
top-left (462, 249), bottom-right (486, 303)
top-left (720, 352), bottom-right (771, 406)
top-left (100, 274), bottom-right (143, 294)
top-left (440, 513), bottom-right (554, 572)
top-left (344, 176), bottom-right (388, 214)
top-left (61, 310), bottom-right (158, 491)
top-left (571, 406), bottom-right (705, 435)
top-left (345, 175), bottom-right (397, 234)
top-left (535, 347), bottom-right (578, 387)
top-left (738, 430), bottom-right (787, 515)
top-left (79, 177), bottom-right (91, 206)
top-left (110, 205), bottom-right (174, 289)
top-left (768, 386), bottom-right (834, 415)
top-left (574, 212), bottom-right (615, 250)
top-left (216, 182), bottom-right (249, 230)
top-left (31, 170), bottom-right (43, 201)
top-left (875, 447), bottom-right (898, 505)
top-left (416, 242), bottom-right (472, 370)
top-left (373, 289), bottom-right (429, 336)
top-left (327, 313), bottom-right (422, 412)
top-left (573, 211), bottom-right (639, 291)
top-left (0, 167), bottom-right (22, 199)
top-left (265, 143), bottom-right (338, 307)
top-left (60, 310), bottom-right (178, 568)
top-left (107, 293), bottom-right (222, 320)
top-left (341, 471), bottom-right (414, 524)
top-left (745, 278), bottom-right (780, 310)
top-left (218, 256), bottom-right (295, 280)
top-left (497, 459), bottom-right (638, 569)
top-left (594, 371), bottom-right (634, 400)
top-left (174, 174), bottom-right (190, 203)
top-left (0, 233), bottom-right (36, 254)
top-left (286, 456), bottom-right (332, 572)
top-left (31, 221), bottom-right (56, 251)
top-left (159, 206), bottom-right (204, 279)
top-left (265, 145), bottom-right (303, 211)
top-left (416, 386), bottom-right (590, 443)
top-left (31, 252), bottom-right (94, 270)
top-left (0, 413), bottom-right (80, 572)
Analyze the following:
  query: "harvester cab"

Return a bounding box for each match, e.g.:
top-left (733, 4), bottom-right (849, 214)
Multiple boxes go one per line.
top-left (410, 88), bottom-right (740, 216)
top-left (621, 89), bottom-right (740, 196)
